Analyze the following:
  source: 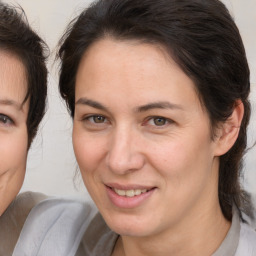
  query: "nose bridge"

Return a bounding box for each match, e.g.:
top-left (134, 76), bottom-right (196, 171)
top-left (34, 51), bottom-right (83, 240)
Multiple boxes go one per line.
top-left (107, 124), bottom-right (144, 174)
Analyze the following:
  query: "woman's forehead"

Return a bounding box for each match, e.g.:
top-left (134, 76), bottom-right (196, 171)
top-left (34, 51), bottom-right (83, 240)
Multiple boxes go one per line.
top-left (74, 38), bottom-right (206, 118)
top-left (77, 40), bottom-right (195, 91)
top-left (0, 50), bottom-right (27, 102)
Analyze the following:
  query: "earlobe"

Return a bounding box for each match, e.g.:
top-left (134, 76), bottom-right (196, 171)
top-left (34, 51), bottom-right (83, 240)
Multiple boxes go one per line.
top-left (214, 100), bottom-right (244, 156)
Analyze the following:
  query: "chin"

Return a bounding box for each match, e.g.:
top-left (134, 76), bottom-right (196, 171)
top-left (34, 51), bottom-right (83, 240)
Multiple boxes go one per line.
top-left (112, 225), bottom-right (149, 237)
top-left (105, 213), bottom-right (154, 237)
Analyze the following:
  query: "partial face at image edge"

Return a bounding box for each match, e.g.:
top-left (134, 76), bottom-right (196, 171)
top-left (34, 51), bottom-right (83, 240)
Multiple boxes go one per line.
top-left (0, 51), bottom-right (29, 215)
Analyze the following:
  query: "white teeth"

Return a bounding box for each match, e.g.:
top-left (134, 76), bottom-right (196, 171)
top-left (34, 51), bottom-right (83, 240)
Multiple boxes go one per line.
top-left (114, 189), bottom-right (126, 196)
top-left (114, 188), bottom-right (148, 197)
top-left (135, 189), bottom-right (142, 196)
top-left (126, 190), bottom-right (135, 197)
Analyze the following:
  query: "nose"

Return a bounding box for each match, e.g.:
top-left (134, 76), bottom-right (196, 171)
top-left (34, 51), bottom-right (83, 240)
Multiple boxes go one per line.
top-left (106, 127), bottom-right (145, 175)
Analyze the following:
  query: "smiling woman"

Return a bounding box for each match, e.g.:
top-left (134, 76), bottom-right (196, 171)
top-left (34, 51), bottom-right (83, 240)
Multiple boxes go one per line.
top-left (13, 0), bottom-right (256, 255)
top-left (0, 3), bottom-right (48, 255)
top-left (0, 51), bottom-right (29, 213)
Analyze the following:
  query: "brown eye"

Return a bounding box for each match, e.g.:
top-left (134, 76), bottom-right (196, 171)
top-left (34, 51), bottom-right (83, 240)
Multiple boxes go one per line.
top-left (153, 117), bottom-right (166, 126)
top-left (92, 115), bottom-right (106, 123)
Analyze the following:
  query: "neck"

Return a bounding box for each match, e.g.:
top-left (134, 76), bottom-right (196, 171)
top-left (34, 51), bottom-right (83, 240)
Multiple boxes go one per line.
top-left (113, 204), bottom-right (230, 256)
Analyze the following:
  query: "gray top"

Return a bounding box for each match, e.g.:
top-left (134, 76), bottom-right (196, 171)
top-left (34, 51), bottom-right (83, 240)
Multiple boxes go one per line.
top-left (13, 197), bottom-right (256, 256)
top-left (0, 192), bottom-right (47, 256)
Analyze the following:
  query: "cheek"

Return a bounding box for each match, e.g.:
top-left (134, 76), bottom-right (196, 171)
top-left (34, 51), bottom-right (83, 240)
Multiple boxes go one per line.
top-left (146, 135), bottom-right (217, 220)
top-left (0, 129), bottom-right (28, 215)
top-left (13, 130), bottom-right (28, 165)
top-left (148, 133), bottom-right (214, 185)
top-left (72, 130), bottom-right (106, 174)
top-left (72, 131), bottom-right (108, 204)
top-left (0, 133), bottom-right (27, 172)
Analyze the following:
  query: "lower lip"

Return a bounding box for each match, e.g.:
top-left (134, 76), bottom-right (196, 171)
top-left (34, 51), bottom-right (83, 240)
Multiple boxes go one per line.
top-left (106, 186), bottom-right (156, 209)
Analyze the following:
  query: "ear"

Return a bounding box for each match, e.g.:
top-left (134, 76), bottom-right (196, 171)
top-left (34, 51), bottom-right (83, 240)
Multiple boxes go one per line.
top-left (214, 100), bottom-right (244, 157)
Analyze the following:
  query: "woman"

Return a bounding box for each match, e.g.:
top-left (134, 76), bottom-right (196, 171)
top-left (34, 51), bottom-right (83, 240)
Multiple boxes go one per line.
top-left (0, 3), bottom-right (48, 255)
top-left (14, 0), bottom-right (256, 255)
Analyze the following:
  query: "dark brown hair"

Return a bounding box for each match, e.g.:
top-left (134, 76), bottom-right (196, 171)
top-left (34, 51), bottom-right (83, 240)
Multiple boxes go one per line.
top-left (0, 3), bottom-right (48, 147)
top-left (58, 0), bottom-right (251, 220)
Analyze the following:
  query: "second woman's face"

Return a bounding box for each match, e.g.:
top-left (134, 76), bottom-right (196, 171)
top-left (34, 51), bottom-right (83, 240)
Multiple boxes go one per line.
top-left (0, 51), bottom-right (29, 215)
top-left (73, 39), bottom-right (222, 237)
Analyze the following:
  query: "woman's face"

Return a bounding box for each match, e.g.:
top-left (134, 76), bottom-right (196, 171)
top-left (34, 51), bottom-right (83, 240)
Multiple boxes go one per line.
top-left (73, 39), bottom-right (222, 237)
top-left (0, 51), bottom-right (29, 215)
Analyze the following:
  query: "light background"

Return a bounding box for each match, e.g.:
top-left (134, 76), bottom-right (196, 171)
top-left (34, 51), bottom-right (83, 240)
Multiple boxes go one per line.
top-left (3, 0), bottom-right (256, 203)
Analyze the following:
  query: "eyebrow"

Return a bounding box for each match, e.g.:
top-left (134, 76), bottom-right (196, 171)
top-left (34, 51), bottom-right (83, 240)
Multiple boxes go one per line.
top-left (76, 97), bottom-right (183, 113)
top-left (0, 99), bottom-right (23, 110)
top-left (75, 98), bottom-right (108, 111)
top-left (136, 101), bottom-right (184, 112)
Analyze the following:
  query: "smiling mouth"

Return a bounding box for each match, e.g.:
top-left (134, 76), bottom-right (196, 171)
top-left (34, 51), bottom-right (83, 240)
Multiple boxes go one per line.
top-left (106, 185), bottom-right (156, 208)
top-left (112, 188), bottom-right (148, 197)
top-left (109, 186), bottom-right (156, 198)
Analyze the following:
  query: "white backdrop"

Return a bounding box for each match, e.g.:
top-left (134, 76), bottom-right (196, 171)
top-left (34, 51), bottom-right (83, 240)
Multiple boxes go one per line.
top-left (3, 0), bottom-right (256, 202)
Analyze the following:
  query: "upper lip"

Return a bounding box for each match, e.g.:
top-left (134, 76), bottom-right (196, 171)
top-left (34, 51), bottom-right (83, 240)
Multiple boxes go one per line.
top-left (105, 183), bottom-right (156, 190)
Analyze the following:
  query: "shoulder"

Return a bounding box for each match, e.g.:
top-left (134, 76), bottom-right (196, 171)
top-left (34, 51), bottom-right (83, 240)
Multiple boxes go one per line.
top-left (0, 191), bottom-right (47, 225)
top-left (0, 191), bottom-right (47, 256)
top-left (235, 221), bottom-right (256, 255)
top-left (79, 212), bottom-right (118, 256)
top-left (13, 196), bottom-right (97, 256)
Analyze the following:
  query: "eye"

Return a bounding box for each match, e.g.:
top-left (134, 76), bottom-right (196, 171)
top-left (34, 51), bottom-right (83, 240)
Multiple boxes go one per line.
top-left (146, 116), bottom-right (171, 126)
top-left (0, 114), bottom-right (14, 126)
top-left (81, 114), bottom-right (110, 131)
top-left (151, 117), bottom-right (167, 126)
top-left (87, 115), bottom-right (106, 124)
top-left (142, 116), bottom-right (174, 129)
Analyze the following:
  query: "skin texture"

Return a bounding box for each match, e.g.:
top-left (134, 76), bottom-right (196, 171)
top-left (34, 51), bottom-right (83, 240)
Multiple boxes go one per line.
top-left (0, 51), bottom-right (29, 216)
top-left (73, 38), bottom-right (243, 256)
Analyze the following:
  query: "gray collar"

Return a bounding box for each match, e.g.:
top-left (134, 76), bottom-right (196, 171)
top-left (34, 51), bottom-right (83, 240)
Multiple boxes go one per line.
top-left (212, 207), bottom-right (240, 256)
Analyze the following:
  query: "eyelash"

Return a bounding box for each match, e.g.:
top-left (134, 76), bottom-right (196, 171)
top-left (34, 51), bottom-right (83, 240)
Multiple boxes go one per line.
top-left (0, 113), bottom-right (14, 127)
